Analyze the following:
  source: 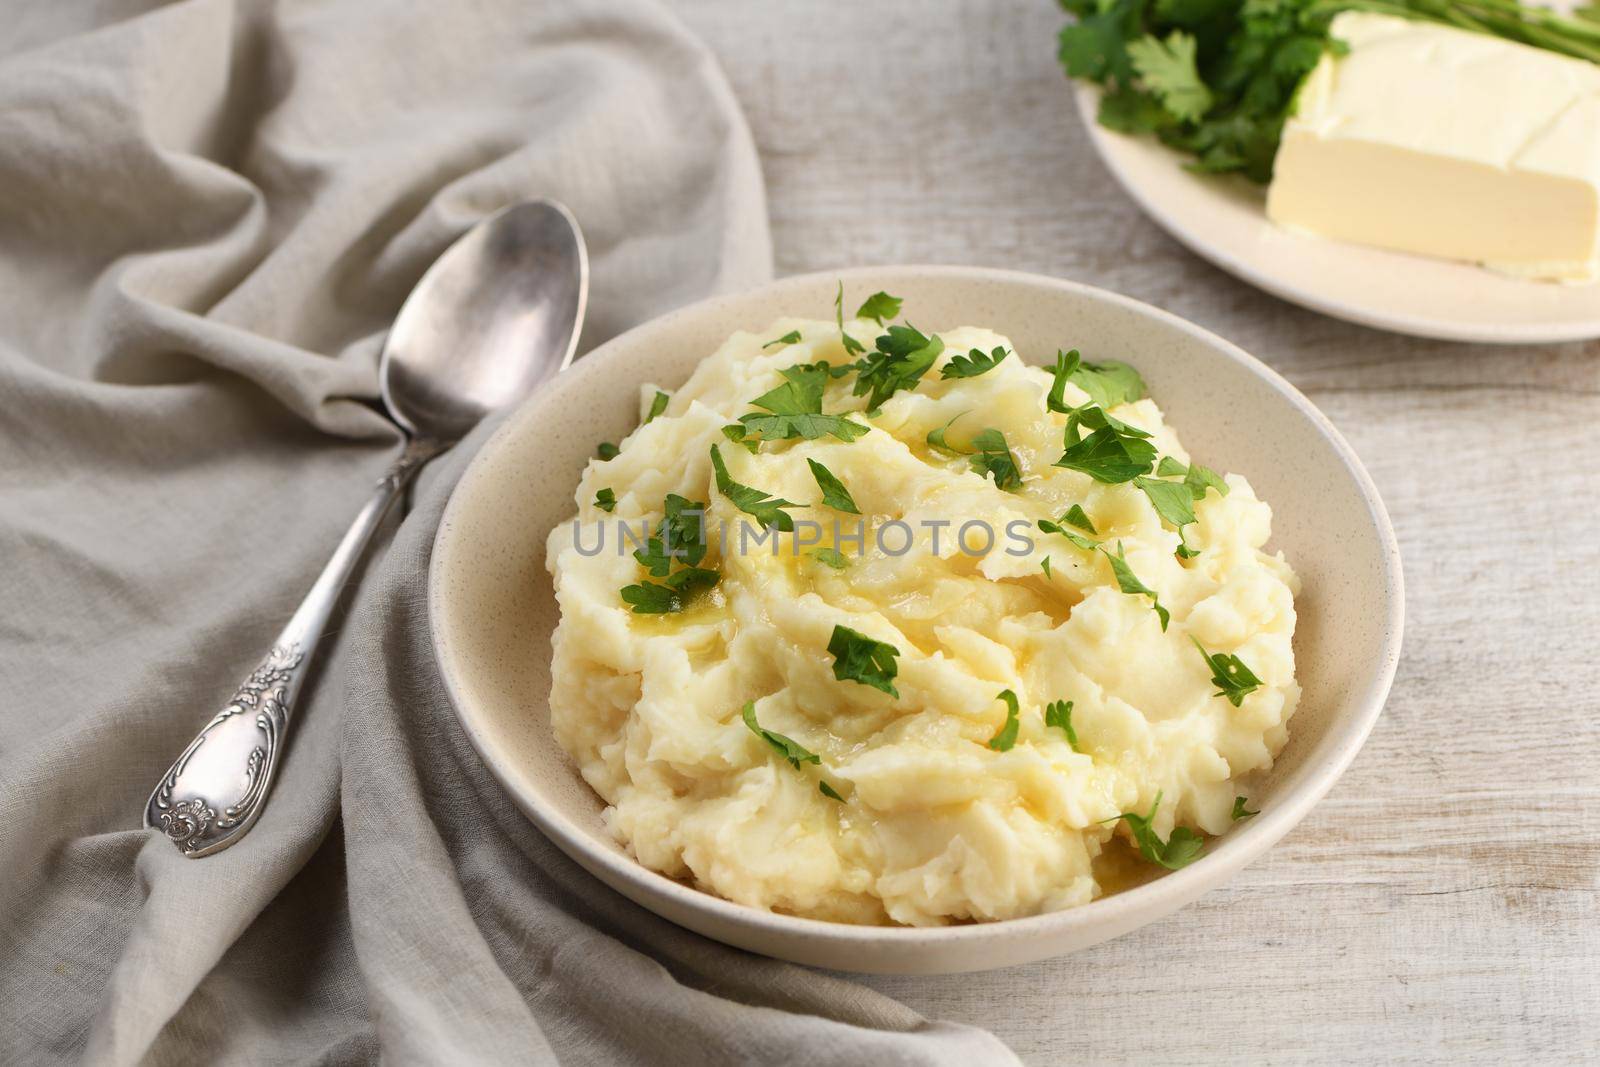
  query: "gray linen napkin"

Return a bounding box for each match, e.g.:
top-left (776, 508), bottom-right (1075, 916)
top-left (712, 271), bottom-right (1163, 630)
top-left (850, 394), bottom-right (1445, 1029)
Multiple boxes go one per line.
top-left (0, 0), bottom-right (1019, 1063)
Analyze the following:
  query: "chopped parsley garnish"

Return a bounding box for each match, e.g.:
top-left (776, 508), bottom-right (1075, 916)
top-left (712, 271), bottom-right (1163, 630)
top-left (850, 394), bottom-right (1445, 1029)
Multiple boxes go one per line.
top-left (807, 458), bottom-right (861, 514)
top-left (1232, 796), bottom-right (1259, 821)
top-left (855, 290), bottom-right (903, 325)
top-left (1044, 699), bottom-right (1080, 751)
top-left (1135, 475), bottom-right (1196, 529)
top-left (1046, 349), bottom-right (1146, 413)
top-left (594, 488), bottom-right (616, 513)
top-left (737, 362), bottom-right (869, 444)
top-left (926, 418), bottom-right (1022, 492)
top-left (633, 494), bottom-right (708, 576)
top-left (645, 390), bottom-right (670, 424)
top-left (1048, 352), bottom-right (1155, 483)
top-left (819, 780), bottom-right (846, 801)
top-left (1041, 556), bottom-right (1054, 578)
top-left (1102, 540), bottom-right (1170, 630)
top-left (835, 281), bottom-right (865, 357)
top-left (1040, 504), bottom-right (1100, 550)
top-left (926, 412), bottom-right (967, 454)
top-left (810, 547), bottom-right (849, 570)
top-left (763, 330), bottom-right (803, 349)
top-left (1184, 462), bottom-right (1228, 500)
top-left (826, 624), bottom-right (901, 697)
top-left (1105, 791), bottom-right (1204, 870)
top-left (1193, 638), bottom-right (1263, 707)
top-left (710, 444), bottom-right (801, 531)
top-left (1156, 456), bottom-right (1229, 500)
top-left (941, 346), bottom-right (1010, 380)
top-left (1057, 423), bottom-right (1157, 484)
top-left (987, 689), bottom-right (1021, 751)
top-left (721, 423), bottom-right (760, 454)
top-left (620, 567), bottom-right (719, 614)
top-left (1135, 474), bottom-right (1200, 557)
top-left (742, 701), bottom-right (820, 769)
top-left (853, 324), bottom-right (944, 410)
top-left (966, 428), bottom-right (1023, 492)
top-left (597, 441), bottom-right (620, 461)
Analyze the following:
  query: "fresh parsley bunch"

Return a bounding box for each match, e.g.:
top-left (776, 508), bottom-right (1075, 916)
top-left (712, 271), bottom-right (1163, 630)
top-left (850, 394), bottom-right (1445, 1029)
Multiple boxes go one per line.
top-left (1059, 0), bottom-right (1600, 182)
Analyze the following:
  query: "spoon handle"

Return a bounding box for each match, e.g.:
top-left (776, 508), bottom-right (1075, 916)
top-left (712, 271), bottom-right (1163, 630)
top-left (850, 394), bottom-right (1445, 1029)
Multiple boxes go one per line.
top-left (143, 437), bottom-right (443, 857)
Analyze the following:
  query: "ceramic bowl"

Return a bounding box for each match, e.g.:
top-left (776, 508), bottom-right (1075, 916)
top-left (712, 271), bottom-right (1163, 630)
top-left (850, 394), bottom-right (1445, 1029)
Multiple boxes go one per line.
top-left (428, 266), bottom-right (1403, 974)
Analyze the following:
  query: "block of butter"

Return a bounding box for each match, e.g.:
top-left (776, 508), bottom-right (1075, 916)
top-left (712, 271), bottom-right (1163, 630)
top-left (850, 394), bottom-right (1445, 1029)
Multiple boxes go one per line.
top-left (1266, 11), bottom-right (1600, 283)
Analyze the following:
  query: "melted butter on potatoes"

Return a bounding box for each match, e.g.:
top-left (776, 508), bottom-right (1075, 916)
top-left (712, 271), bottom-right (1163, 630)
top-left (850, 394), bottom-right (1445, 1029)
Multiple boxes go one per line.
top-left (545, 317), bottom-right (1299, 926)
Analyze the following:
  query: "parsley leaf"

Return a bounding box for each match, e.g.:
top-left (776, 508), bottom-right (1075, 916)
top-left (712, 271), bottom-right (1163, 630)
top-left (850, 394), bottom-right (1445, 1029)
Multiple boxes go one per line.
top-left (1041, 556), bottom-right (1053, 578)
top-left (597, 441), bottom-right (620, 461)
top-left (926, 412), bottom-right (967, 455)
top-left (836, 281), bottom-right (865, 357)
top-left (1057, 423), bottom-right (1158, 484)
top-left (826, 624), bottom-right (901, 697)
top-left (1192, 637), bottom-right (1263, 706)
top-left (807, 458), bottom-right (861, 514)
top-left (1038, 512), bottom-right (1099, 551)
top-left (1135, 474), bottom-right (1198, 529)
top-left (594, 488), bottom-right (616, 513)
top-left (738, 362), bottom-right (870, 444)
top-left (853, 324), bottom-right (943, 409)
top-left (987, 689), bottom-right (1021, 751)
top-left (1047, 349), bottom-right (1147, 413)
top-left (1126, 31), bottom-right (1213, 123)
top-left (1157, 456), bottom-right (1187, 477)
top-left (941, 346), bottom-right (1010, 380)
top-left (810, 547), bottom-right (849, 570)
top-left (1106, 791), bottom-right (1205, 870)
top-left (1102, 540), bottom-right (1170, 630)
top-left (1045, 699), bottom-right (1080, 751)
top-left (645, 390), bottom-right (670, 424)
top-left (633, 494), bottom-right (708, 576)
top-left (819, 780), bottom-right (845, 801)
top-left (763, 330), bottom-right (803, 349)
top-left (1232, 796), bottom-right (1259, 821)
top-left (710, 444), bottom-right (801, 531)
top-left (1184, 462), bottom-right (1228, 500)
top-left (742, 701), bottom-right (821, 769)
top-left (721, 423), bottom-right (760, 454)
top-left (855, 291), bottom-right (903, 325)
top-left (620, 567), bottom-right (719, 614)
top-left (967, 428), bottom-right (1023, 492)
top-left (926, 418), bottom-right (1022, 492)
top-left (1064, 504), bottom-right (1097, 534)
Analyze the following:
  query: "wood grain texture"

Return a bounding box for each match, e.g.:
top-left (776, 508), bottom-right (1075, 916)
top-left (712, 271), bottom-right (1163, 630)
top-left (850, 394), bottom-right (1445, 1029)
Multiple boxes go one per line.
top-left (667, 1), bottom-right (1600, 1062)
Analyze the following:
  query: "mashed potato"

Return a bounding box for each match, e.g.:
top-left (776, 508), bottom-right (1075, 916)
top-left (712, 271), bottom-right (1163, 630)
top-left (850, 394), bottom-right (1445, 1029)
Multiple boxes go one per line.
top-left (545, 312), bottom-right (1299, 926)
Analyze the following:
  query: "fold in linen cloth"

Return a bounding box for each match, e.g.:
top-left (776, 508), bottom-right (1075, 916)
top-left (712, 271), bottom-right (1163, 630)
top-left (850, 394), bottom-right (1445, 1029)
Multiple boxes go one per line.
top-left (0, 0), bottom-right (1018, 1062)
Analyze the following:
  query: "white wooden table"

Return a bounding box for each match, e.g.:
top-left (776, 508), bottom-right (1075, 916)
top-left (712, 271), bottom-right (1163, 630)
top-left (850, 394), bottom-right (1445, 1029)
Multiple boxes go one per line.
top-left (670, 1), bottom-right (1600, 1061)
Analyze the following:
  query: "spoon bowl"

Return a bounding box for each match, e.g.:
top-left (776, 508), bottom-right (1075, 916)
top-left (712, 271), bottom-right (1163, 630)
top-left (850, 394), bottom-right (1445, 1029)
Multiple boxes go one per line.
top-left (381, 199), bottom-right (589, 441)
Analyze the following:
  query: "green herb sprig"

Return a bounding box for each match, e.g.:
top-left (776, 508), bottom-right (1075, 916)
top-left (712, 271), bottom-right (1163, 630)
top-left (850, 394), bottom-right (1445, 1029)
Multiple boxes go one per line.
top-left (1105, 791), bottom-right (1205, 870)
top-left (1193, 637), bottom-right (1264, 706)
top-left (827, 624), bottom-right (901, 697)
top-left (987, 689), bottom-right (1022, 751)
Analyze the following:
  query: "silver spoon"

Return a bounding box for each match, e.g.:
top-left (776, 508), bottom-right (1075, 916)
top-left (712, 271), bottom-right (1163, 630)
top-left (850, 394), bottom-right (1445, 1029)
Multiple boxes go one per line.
top-left (144, 199), bottom-right (588, 858)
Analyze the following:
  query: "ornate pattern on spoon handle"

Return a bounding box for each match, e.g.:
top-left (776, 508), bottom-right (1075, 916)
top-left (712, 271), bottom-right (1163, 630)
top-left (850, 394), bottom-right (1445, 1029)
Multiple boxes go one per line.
top-left (145, 644), bottom-right (305, 855)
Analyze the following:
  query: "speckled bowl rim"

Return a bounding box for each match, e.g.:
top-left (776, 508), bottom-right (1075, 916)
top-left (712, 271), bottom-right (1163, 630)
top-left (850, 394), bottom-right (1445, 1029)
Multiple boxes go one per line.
top-left (428, 265), bottom-right (1404, 969)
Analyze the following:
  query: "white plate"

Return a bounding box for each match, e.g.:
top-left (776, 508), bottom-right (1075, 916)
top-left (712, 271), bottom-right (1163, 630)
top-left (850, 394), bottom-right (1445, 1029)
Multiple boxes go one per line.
top-left (429, 266), bottom-right (1404, 974)
top-left (1074, 84), bottom-right (1600, 344)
